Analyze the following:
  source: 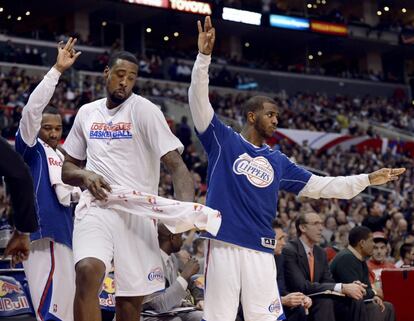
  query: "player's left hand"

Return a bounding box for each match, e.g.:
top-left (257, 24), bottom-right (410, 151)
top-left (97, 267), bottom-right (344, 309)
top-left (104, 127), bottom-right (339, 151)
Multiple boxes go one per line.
top-left (53, 37), bottom-right (82, 73)
top-left (368, 168), bottom-right (405, 185)
top-left (3, 231), bottom-right (31, 266)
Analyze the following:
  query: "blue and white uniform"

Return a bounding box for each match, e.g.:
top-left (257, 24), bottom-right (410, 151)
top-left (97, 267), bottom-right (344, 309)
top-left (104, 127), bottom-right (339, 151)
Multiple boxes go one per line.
top-left (188, 53), bottom-right (371, 321)
top-left (15, 67), bottom-right (76, 321)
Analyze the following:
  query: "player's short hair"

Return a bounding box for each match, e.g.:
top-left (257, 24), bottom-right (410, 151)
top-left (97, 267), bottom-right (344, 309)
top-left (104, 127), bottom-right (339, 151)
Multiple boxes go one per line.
top-left (241, 95), bottom-right (277, 120)
top-left (399, 243), bottom-right (413, 259)
top-left (348, 226), bottom-right (372, 247)
top-left (42, 105), bottom-right (59, 115)
top-left (108, 51), bottom-right (138, 68)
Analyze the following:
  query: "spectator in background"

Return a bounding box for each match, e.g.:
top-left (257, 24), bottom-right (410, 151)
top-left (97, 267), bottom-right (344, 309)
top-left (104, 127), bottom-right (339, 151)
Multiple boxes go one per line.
top-left (143, 224), bottom-right (203, 321)
top-left (362, 201), bottom-right (389, 232)
top-left (273, 221), bottom-right (312, 321)
top-left (394, 243), bottom-right (414, 268)
top-left (330, 226), bottom-right (395, 321)
top-left (176, 116), bottom-right (192, 151)
top-left (283, 212), bottom-right (366, 321)
top-left (366, 232), bottom-right (395, 298)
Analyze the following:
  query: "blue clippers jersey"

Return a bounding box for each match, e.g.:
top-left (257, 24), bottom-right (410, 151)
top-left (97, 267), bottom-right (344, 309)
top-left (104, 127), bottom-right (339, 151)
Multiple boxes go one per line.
top-left (15, 132), bottom-right (73, 248)
top-left (198, 115), bottom-right (312, 253)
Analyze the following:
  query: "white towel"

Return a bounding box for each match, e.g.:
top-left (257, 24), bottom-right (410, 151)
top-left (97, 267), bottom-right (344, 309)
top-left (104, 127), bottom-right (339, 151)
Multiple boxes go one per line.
top-left (75, 185), bottom-right (222, 236)
top-left (39, 139), bottom-right (81, 206)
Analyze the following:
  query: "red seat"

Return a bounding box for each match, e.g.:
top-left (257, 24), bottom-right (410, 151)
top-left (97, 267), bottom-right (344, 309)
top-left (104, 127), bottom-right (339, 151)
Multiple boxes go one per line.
top-left (381, 268), bottom-right (414, 321)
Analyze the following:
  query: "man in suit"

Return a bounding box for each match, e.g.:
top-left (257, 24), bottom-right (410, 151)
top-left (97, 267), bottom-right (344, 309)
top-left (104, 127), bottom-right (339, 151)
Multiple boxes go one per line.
top-left (273, 221), bottom-right (311, 321)
top-left (1, 137), bottom-right (38, 265)
top-left (143, 224), bottom-right (203, 321)
top-left (283, 212), bottom-right (366, 321)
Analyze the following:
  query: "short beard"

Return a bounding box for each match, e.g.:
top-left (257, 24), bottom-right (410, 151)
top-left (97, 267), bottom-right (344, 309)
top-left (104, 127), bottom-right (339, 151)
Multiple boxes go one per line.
top-left (108, 92), bottom-right (127, 106)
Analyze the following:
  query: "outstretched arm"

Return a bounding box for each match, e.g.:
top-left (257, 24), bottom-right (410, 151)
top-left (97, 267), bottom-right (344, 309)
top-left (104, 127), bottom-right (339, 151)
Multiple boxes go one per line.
top-left (19, 38), bottom-right (81, 146)
top-left (188, 16), bottom-right (215, 134)
top-left (299, 168), bottom-right (405, 199)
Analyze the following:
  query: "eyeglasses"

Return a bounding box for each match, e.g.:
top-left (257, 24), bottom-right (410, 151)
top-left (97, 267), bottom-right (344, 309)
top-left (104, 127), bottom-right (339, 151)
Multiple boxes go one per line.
top-left (305, 221), bottom-right (323, 227)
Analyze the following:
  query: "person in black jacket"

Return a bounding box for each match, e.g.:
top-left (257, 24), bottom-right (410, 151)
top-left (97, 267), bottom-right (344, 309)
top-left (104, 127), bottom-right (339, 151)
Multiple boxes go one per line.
top-left (273, 221), bottom-right (311, 321)
top-left (0, 137), bottom-right (37, 264)
top-left (283, 212), bottom-right (366, 321)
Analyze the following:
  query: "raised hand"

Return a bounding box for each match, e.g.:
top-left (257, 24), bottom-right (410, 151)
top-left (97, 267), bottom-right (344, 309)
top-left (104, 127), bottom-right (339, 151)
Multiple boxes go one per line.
top-left (368, 168), bottom-right (406, 185)
top-left (197, 16), bottom-right (215, 55)
top-left (53, 37), bottom-right (82, 73)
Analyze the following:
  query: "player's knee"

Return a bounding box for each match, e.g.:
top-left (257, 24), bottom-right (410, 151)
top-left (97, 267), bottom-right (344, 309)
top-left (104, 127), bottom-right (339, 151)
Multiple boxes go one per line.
top-left (75, 258), bottom-right (105, 291)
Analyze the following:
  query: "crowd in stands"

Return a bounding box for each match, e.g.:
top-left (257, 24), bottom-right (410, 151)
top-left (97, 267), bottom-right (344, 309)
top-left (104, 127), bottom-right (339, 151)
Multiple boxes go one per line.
top-left (1, 65), bottom-right (414, 143)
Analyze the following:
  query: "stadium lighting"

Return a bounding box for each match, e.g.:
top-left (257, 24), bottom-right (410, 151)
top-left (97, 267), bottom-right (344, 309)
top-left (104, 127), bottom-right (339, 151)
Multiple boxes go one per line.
top-left (308, 54), bottom-right (314, 60)
top-left (146, 27), bottom-right (152, 33)
top-left (384, 6), bottom-right (389, 12)
top-left (322, 0), bottom-right (326, 4)
top-left (0, 8), bottom-right (3, 12)
top-left (307, 4), bottom-right (312, 9)
top-left (7, 14), bottom-right (11, 19)
top-left (244, 42), bottom-right (250, 47)
top-left (173, 32), bottom-right (179, 37)
top-left (26, 11), bottom-right (30, 16)
top-left (17, 16), bottom-right (22, 21)
top-left (317, 51), bottom-right (322, 56)
top-left (316, 0), bottom-right (320, 3)
top-left (313, 4), bottom-right (317, 8)
top-left (377, 10), bottom-right (382, 16)
top-left (163, 36), bottom-right (169, 41)
top-left (101, 21), bottom-right (107, 27)
top-left (402, 8), bottom-right (407, 13)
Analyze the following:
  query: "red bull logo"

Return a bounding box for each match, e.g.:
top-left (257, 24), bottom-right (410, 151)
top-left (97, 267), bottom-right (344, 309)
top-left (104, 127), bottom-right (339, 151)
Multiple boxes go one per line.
top-left (147, 267), bottom-right (164, 282)
top-left (0, 280), bottom-right (23, 297)
top-left (102, 277), bottom-right (116, 294)
top-left (0, 278), bottom-right (30, 313)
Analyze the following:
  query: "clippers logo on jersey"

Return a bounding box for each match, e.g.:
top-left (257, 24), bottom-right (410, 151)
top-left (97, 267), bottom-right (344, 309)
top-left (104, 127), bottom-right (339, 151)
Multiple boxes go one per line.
top-left (233, 153), bottom-right (274, 188)
top-left (147, 267), bottom-right (164, 282)
top-left (89, 122), bottom-right (133, 139)
top-left (268, 298), bottom-right (282, 314)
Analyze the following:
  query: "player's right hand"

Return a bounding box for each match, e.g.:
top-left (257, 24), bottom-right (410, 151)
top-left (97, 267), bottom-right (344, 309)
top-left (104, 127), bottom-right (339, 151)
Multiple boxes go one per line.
top-left (197, 16), bottom-right (215, 56)
top-left (83, 171), bottom-right (112, 201)
top-left (53, 37), bottom-right (82, 73)
top-left (180, 257), bottom-right (200, 281)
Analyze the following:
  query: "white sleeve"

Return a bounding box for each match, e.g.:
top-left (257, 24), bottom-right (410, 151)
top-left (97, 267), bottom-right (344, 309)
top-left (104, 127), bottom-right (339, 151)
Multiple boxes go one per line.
top-left (298, 174), bottom-right (370, 200)
top-left (63, 109), bottom-right (87, 160)
top-left (140, 102), bottom-right (184, 158)
top-left (188, 53), bottom-right (215, 134)
top-left (19, 67), bottom-right (61, 146)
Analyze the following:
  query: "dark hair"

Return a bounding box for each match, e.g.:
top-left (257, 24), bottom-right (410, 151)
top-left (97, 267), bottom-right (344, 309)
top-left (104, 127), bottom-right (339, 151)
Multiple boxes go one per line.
top-left (108, 51), bottom-right (138, 68)
top-left (400, 243), bottom-right (413, 259)
top-left (295, 212), bottom-right (314, 236)
top-left (348, 226), bottom-right (372, 247)
top-left (241, 95), bottom-right (277, 120)
top-left (272, 220), bottom-right (283, 230)
top-left (42, 105), bottom-right (59, 115)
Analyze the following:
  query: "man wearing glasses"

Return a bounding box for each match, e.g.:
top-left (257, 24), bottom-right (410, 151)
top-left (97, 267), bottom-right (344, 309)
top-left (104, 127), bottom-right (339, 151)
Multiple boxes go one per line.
top-left (282, 212), bottom-right (367, 320)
